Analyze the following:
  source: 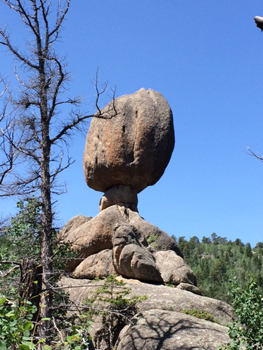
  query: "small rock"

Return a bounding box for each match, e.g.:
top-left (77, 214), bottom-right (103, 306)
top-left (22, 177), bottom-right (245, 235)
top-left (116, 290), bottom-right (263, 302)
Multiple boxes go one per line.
top-left (177, 282), bottom-right (202, 295)
top-left (99, 185), bottom-right (138, 211)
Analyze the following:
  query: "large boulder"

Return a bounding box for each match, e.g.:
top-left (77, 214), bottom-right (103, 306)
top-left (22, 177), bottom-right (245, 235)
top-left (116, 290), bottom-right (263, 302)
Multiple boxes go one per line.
top-left (112, 224), bottom-right (162, 282)
top-left (60, 208), bottom-right (126, 271)
top-left (60, 277), bottom-right (234, 350)
top-left (83, 88), bottom-right (175, 194)
top-left (115, 309), bottom-right (230, 350)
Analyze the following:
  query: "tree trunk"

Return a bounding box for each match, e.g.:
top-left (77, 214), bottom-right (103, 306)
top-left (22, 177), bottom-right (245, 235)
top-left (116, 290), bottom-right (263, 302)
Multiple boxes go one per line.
top-left (39, 130), bottom-right (53, 340)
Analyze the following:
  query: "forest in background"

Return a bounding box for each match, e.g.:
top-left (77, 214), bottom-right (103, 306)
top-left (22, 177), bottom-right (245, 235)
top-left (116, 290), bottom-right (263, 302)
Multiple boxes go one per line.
top-left (173, 233), bottom-right (263, 302)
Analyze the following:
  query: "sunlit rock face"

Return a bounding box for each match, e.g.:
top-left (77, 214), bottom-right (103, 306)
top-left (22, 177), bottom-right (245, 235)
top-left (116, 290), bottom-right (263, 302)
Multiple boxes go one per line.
top-left (83, 88), bottom-right (175, 197)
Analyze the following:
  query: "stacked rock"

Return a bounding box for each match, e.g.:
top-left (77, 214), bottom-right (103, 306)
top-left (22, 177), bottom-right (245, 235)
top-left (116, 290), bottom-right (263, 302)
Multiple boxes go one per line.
top-left (60, 88), bottom-right (198, 291)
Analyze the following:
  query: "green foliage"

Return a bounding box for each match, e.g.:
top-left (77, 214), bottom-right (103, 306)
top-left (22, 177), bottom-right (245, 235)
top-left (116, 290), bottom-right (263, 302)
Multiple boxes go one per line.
top-left (41, 314), bottom-right (92, 350)
top-left (147, 234), bottom-right (158, 245)
top-left (0, 199), bottom-right (91, 348)
top-left (86, 275), bottom-right (147, 315)
top-left (181, 308), bottom-right (219, 324)
top-left (0, 293), bottom-right (92, 349)
top-left (85, 275), bottom-right (146, 348)
top-left (0, 296), bottom-right (37, 350)
top-left (176, 233), bottom-right (263, 302)
top-left (219, 278), bottom-right (263, 350)
top-left (0, 198), bottom-right (76, 293)
top-left (4, 198), bottom-right (42, 261)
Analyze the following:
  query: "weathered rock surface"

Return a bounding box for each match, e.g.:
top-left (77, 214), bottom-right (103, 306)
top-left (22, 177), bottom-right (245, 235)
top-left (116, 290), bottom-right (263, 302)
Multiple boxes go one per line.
top-left (59, 215), bottom-right (92, 241)
top-left (60, 207), bottom-right (187, 284)
top-left (83, 88), bottom-right (175, 194)
top-left (154, 250), bottom-right (197, 285)
top-left (61, 207), bottom-right (125, 271)
top-left (73, 249), bottom-right (115, 279)
top-left (177, 282), bottom-right (202, 295)
top-left (126, 209), bottom-right (182, 256)
top-left (99, 185), bottom-right (138, 212)
top-left (115, 309), bottom-right (230, 350)
top-left (60, 277), bottom-right (233, 350)
top-left (112, 224), bottom-right (162, 282)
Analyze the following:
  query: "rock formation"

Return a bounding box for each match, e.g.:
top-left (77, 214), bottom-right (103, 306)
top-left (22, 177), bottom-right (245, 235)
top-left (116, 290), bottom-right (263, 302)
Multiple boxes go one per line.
top-left (59, 88), bottom-right (233, 349)
top-left (60, 277), bottom-right (233, 350)
top-left (83, 88), bottom-right (175, 211)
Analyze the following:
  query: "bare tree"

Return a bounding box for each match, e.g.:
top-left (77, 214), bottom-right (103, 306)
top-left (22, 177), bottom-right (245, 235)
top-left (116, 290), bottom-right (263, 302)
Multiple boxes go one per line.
top-left (0, 0), bottom-right (114, 341)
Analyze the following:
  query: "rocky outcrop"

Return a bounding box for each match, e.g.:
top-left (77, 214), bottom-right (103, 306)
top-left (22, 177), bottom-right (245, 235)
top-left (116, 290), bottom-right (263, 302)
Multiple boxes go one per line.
top-left (73, 249), bottom-right (115, 279)
top-left (60, 208), bottom-right (124, 271)
top-left (116, 309), bottom-right (230, 350)
top-left (83, 88), bottom-right (175, 195)
top-left (60, 277), bottom-right (234, 350)
top-left (60, 207), bottom-right (191, 286)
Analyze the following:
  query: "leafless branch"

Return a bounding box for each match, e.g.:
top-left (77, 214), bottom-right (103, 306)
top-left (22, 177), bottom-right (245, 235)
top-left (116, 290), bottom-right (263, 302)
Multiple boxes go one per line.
top-left (246, 147), bottom-right (263, 162)
top-left (0, 29), bottom-right (38, 70)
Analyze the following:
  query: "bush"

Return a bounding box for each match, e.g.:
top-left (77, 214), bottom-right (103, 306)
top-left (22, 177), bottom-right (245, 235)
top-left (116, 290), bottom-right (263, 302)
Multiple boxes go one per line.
top-left (0, 296), bottom-right (36, 350)
top-left (220, 278), bottom-right (263, 350)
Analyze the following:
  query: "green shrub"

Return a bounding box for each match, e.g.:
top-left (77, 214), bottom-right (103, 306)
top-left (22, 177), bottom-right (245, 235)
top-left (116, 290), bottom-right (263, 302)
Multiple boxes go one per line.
top-left (220, 278), bottom-right (263, 350)
top-left (181, 308), bottom-right (219, 323)
top-left (0, 296), bottom-right (36, 350)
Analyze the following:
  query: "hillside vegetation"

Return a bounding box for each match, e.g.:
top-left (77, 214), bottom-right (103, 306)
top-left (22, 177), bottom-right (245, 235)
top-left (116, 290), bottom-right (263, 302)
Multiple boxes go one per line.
top-left (173, 233), bottom-right (263, 302)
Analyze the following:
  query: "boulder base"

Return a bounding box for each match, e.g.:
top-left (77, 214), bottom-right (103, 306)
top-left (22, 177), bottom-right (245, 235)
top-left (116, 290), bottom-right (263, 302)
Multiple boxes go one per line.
top-left (60, 277), bottom-right (233, 350)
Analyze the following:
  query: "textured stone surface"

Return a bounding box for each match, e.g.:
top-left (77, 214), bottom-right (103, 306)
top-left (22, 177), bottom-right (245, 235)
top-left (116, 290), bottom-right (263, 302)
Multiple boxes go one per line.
top-left (60, 277), bottom-right (234, 326)
top-left (112, 224), bottom-right (162, 282)
top-left (73, 249), bottom-right (115, 279)
top-left (59, 215), bottom-right (92, 242)
top-left (61, 207), bottom-right (126, 271)
top-left (177, 282), bottom-right (202, 295)
top-left (99, 185), bottom-right (138, 212)
top-left (154, 250), bottom-right (197, 286)
top-left (83, 88), bottom-right (175, 193)
top-left (124, 209), bottom-right (183, 257)
top-left (59, 277), bottom-right (234, 350)
top-left (115, 310), bottom-right (230, 350)
top-left (59, 207), bottom-right (184, 276)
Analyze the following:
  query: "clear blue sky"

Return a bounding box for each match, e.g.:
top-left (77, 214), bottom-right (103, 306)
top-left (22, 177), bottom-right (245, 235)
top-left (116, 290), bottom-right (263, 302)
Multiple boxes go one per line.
top-left (1, 1), bottom-right (263, 247)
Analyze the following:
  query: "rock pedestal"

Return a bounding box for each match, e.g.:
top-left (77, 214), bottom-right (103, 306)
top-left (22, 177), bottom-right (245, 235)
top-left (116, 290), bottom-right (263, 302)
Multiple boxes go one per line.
top-left (59, 207), bottom-right (195, 287)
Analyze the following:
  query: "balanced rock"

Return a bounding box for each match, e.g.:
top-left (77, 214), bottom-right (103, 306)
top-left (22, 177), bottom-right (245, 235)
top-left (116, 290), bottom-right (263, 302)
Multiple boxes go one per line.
top-left (83, 88), bottom-right (175, 194)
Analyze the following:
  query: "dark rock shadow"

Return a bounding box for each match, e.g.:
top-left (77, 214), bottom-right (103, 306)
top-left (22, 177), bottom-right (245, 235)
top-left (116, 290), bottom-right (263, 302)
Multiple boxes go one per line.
top-left (116, 311), bottom-right (227, 350)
